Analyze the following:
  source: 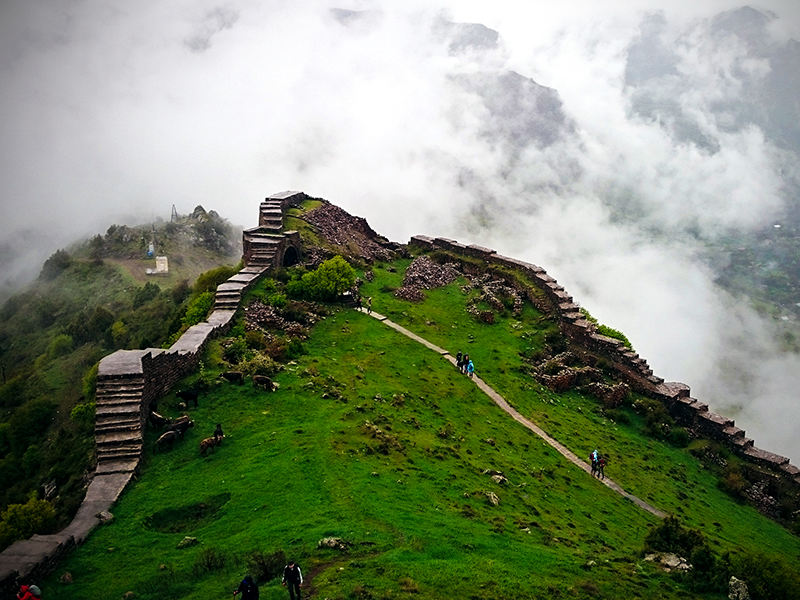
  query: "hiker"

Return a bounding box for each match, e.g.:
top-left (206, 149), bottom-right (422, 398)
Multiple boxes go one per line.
top-left (233, 574), bottom-right (259, 600)
top-left (461, 354), bottom-right (470, 374)
top-left (282, 561), bottom-right (303, 600)
top-left (366, 297), bottom-right (372, 314)
top-left (597, 456), bottom-right (606, 480)
top-left (455, 351), bottom-right (463, 370)
top-left (467, 359), bottom-right (475, 378)
top-left (590, 450), bottom-right (600, 477)
top-left (16, 583), bottom-right (41, 600)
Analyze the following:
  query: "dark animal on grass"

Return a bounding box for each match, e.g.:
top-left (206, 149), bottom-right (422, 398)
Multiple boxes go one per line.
top-left (253, 375), bottom-right (274, 391)
top-left (154, 430), bottom-right (179, 453)
top-left (148, 411), bottom-right (169, 430)
top-left (176, 389), bottom-right (199, 408)
top-left (221, 371), bottom-right (244, 385)
top-left (200, 435), bottom-right (224, 456)
top-left (165, 419), bottom-right (194, 435)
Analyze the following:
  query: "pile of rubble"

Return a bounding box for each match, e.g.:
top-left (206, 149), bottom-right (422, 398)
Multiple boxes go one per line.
top-left (744, 480), bottom-right (781, 518)
top-left (463, 273), bottom-right (524, 317)
top-left (304, 202), bottom-right (394, 261)
top-left (245, 301), bottom-right (287, 330)
top-left (402, 255), bottom-right (460, 289)
top-left (394, 286), bottom-right (426, 302)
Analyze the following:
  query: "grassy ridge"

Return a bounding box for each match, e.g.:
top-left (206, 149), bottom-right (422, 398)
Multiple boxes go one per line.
top-left (39, 261), bottom-right (800, 599)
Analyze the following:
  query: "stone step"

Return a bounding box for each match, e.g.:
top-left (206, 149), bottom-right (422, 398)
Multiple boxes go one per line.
top-left (96, 383), bottom-right (144, 395)
top-left (96, 403), bottom-right (140, 417)
top-left (95, 390), bottom-right (144, 406)
top-left (96, 419), bottom-right (141, 434)
top-left (97, 430), bottom-right (143, 447)
top-left (95, 459), bottom-right (139, 474)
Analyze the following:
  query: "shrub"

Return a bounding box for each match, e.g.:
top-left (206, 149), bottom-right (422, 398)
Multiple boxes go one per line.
top-left (48, 334), bottom-right (73, 359)
top-left (39, 249), bottom-right (71, 281)
top-left (643, 515), bottom-right (705, 556)
top-left (223, 338), bottom-right (249, 364)
top-left (0, 496), bottom-right (56, 550)
top-left (192, 547), bottom-right (227, 577)
top-left (70, 401), bottom-right (96, 433)
top-left (83, 363), bottom-right (99, 401)
top-left (8, 398), bottom-right (57, 456)
top-left (245, 330), bottom-right (267, 350)
top-left (245, 548), bottom-right (286, 583)
top-left (133, 281), bottom-right (161, 308)
top-left (182, 292), bottom-right (214, 327)
top-left (667, 426), bottom-right (690, 448)
top-left (194, 265), bottom-right (240, 294)
top-left (289, 256), bottom-right (355, 301)
top-left (238, 353), bottom-right (282, 377)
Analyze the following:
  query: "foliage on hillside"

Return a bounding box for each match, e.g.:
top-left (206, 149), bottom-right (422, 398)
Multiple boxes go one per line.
top-left (0, 211), bottom-right (241, 549)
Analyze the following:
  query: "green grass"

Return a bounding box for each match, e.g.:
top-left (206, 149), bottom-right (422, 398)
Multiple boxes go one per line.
top-left (40, 258), bottom-right (800, 600)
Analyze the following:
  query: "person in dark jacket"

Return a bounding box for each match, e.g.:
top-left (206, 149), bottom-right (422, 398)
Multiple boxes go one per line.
top-left (282, 561), bottom-right (303, 599)
top-left (233, 574), bottom-right (259, 600)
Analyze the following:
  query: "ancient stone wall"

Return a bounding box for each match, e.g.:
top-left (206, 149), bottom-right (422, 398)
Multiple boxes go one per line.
top-left (410, 235), bottom-right (800, 487)
top-left (0, 202), bottom-right (281, 594)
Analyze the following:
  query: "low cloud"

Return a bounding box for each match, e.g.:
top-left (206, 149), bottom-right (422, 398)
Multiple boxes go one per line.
top-left (1, 0), bottom-right (800, 460)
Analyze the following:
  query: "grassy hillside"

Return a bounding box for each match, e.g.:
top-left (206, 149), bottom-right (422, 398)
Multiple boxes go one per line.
top-left (0, 208), bottom-right (240, 545)
top-left (38, 257), bottom-right (800, 600)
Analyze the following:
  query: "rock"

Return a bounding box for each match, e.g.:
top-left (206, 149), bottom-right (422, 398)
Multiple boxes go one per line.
top-left (177, 536), bottom-right (198, 549)
top-left (159, 564), bottom-right (168, 570)
top-left (60, 572), bottom-right (73, 583)
top-left (123, 592), bottom-right (135, 600)
top-left (490, 474), bottom-right (508, 485)
top-left (729, 576), bottom-right (750, 600)
top-left (97, 510), bottom-right (114, 523)
top-left (485, 491), bottom-right (500, 506)
top-left (317, 537), bottom-right (349, 550)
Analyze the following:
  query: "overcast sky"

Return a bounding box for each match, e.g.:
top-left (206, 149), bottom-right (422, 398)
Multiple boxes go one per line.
top-left (2, 0), bottom-right (800, 461)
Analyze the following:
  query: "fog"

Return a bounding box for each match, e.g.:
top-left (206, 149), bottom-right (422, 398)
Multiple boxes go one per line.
top-left (1, 0), bottom-right (800, 461)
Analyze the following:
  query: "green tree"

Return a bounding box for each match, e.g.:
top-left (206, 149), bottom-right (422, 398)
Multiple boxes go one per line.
top-left (292, 256), bottom-right (355, 301)
top-left (182, 292), bottom-right (215, 327)
top-left (39, 249), bottom-right (71, 281)
top-left (0, 496), bottom-right (56, 550)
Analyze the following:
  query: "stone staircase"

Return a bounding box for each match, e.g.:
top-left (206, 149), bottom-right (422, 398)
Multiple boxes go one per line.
top-left (259, 198), bottom-right (284, 232)
top-left (94, 375), bottom-right (145, 475)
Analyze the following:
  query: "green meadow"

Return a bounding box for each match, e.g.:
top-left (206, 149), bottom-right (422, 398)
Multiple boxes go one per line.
top-left (40, 257), bottom-right (800, 600)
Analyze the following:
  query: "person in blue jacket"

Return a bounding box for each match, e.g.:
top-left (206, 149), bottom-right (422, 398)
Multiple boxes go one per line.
top-left (233, 574), bottom-right (259, 600)
top-left (467, 359), bottom-right (475, 378)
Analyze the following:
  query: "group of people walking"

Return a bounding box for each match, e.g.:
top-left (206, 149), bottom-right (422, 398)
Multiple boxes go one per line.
top-left (455, 352), bottom-right (474, 378)
top-left (589, 449), bottom-right (606, 479)
top-left (233, 561), bottom-right (303, 600)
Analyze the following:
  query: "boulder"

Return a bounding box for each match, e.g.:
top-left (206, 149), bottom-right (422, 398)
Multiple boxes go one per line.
top-left (729, 576), bottom-right (750, 600)
top-left (177, 536), bottom-right (198, 549)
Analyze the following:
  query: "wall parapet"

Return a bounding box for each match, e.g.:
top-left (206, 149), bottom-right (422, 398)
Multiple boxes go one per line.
top-left (409, 234), bottom-right (799, 488)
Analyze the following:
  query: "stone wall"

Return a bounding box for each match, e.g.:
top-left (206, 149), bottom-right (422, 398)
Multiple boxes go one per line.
top-left (410, 235), bottom-right (800, 487)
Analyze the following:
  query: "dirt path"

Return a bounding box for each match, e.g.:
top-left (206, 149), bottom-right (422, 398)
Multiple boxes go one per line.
top-left (360, 308), bottom-right (666, 519)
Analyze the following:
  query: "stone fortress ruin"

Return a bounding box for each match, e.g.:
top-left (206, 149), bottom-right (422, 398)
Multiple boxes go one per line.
top-left (1, 191), bottom-right (798, 593)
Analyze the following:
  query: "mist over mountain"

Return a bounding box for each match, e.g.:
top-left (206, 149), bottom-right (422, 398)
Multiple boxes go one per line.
top-left (1, 1), bottom-right (799, 461)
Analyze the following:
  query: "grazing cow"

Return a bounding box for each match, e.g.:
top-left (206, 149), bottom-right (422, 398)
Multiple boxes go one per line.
top-left (221, 370), bottom-right (244, 385)
top-left (253, 375), bottom-right (274, 391)
top-left (176, 389), bottom-right (199, 408)
top-left (154, 430), bottom-right (179, 453)
top-left (148, 411), bottom-right (169, 430)
top-left (200, 435), bottom-right (224, 456)
top-left (165, 419), bottom-right (194, 435)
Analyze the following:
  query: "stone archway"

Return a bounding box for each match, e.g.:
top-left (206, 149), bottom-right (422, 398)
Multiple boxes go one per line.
top-left (282, 245), bottom-right (299, 266)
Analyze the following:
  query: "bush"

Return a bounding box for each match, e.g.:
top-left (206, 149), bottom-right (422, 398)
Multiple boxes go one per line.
top-left (192, 547), bottom-right (227, 577)
top-left (644, 515), bottom-right (705, 557)
top-left (70, 401), bottom-right (96, 433)
top-left (182, 292), bottom-right (215, 327)
top-left (133, 281), bottom-right (161, 308)
top-left (83, 363), bottom-right (100, 401)
top-left (667, 426), bottom-right (690, 448)
top-left (194, 265), bottom-right (240, 294)
top-left (289, 256), bottom-right (355, 302)
top-left (725, 551), bottom-right (800, 600)
top-left (223, 338), bottom-right (249, 364)
top-left (238, 353), bottom-right (282, 377)
top-left (48, 334), bottom-right (73, 359)
top-left (0, 496), bottom-right (56, 550)
top-left (39, 249), bottom-right (71, 281)
top-left (8, 398), bottom-right (57, 456)
top-left (245, 548), bottom-right (286, 583)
